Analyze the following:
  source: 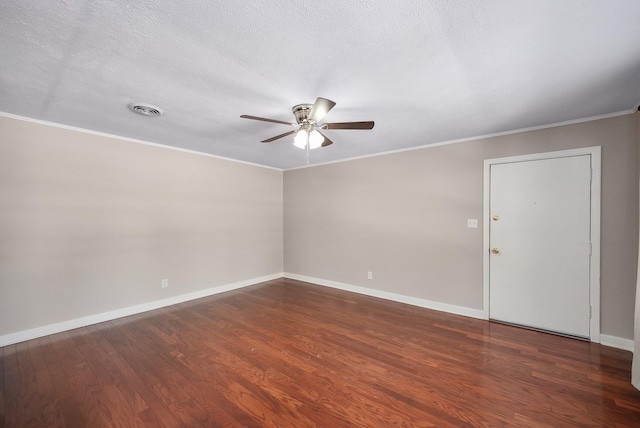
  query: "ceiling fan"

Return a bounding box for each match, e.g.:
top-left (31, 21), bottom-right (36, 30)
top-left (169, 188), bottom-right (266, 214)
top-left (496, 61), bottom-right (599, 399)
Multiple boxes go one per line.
top-left (240, 97), bottom-right (374, 150)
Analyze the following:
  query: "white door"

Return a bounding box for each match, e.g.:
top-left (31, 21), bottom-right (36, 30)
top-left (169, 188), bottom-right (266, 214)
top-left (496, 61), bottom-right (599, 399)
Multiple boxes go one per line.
top-left (489, 155), bottom-right (592, 338)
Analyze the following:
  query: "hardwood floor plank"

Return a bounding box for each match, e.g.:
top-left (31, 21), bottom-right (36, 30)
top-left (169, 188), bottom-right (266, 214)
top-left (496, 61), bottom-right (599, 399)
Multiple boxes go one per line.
top-left (3, 278), bottom-right (640, 426)
top-left (196, 295), bottom-right (447, 425)
top-left (17, 340), bottom-right (64, 427)
top-left (227, 287), bottom-right (534, 424)
top-left (2, 346), bottom-right (22, 428)
top-left (139, 309), bottom-right (318, 427)
top-left (82, 324), bottom-right (149, 415)
top-left (70, 328), bottom-right (149, 427)
top-left (37, 336), bottom-right (86, 427)
top-left (50, 331), bottom-right (112, 427)
top-left (168, 292), bottom-right (443, 425)
top-left (115, 315), bottom-right (257, 427)
top-left (98, 320), bottom-right (194, 427)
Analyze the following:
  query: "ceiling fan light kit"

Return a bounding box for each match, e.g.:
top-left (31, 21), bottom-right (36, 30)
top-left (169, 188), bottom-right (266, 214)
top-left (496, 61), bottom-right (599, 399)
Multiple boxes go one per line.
top-left (308, 130), bottom-right (324, 149)
top-left (240, 97), bottom-right (374, 153)
top-left (294, 128), bottom-right (324, 150)
top-left (293, 129), bottom-right (309, 149)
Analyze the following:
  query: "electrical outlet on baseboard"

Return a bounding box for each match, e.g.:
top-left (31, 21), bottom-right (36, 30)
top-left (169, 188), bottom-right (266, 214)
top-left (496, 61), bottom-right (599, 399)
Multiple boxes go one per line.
top-left (162, 279), bottom-right (168, 288)
top-left (367, 271), bottom-right (373, 280)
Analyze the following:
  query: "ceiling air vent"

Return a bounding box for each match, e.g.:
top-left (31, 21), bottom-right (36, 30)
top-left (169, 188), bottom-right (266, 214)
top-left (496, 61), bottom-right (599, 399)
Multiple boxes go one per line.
top-left (128, 103), bottom-right (163, 117)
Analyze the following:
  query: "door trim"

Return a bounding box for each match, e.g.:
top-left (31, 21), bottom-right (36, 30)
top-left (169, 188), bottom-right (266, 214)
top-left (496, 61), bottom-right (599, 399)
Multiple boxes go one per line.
top-left (482, 147), bottom-right (601, 342)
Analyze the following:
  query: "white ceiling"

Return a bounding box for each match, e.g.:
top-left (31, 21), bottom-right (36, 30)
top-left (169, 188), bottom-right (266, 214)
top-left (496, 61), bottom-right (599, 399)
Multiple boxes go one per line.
top-left (1, 1), bottom-right (640, 170)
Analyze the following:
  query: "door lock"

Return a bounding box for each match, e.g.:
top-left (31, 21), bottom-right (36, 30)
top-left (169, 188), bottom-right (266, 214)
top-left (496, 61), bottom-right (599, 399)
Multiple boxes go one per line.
top-left (491, 248), bottom-right (500, 254)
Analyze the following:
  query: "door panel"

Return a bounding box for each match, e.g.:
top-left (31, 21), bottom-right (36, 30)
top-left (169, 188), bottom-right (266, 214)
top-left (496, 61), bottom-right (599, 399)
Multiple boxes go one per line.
top-left (489, 155), bottom-right (591, 338)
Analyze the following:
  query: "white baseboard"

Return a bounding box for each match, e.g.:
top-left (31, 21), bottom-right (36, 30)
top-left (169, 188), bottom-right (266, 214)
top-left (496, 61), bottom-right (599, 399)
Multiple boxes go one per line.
top-left (4, 272), bottom-right (633, 354)
top-left (600, 334), bottom-right (634, 352)
top-left (0, 273), bottom-right (283, 347)
top-left (284, 273), bottom-right (635, 353)
top-left (284, 272), bottom-right (485, 320)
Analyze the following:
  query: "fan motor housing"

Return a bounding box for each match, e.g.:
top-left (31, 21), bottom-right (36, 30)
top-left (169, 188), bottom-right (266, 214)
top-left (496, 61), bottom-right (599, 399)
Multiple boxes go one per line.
top-left (292, 104), bottom-right (314, 124)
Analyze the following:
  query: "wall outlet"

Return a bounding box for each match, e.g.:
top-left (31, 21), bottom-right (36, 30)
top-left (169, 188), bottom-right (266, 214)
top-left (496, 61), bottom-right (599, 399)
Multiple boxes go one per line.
top-left (161, 279), bottom-right (168, 288)
top-left (467, 219), bottom-right (478, 228)
top-left (367, 271), bottom-right (373, 280)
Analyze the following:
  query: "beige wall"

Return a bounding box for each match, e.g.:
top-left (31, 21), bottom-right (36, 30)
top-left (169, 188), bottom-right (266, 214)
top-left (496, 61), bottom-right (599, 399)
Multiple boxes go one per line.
top-left (0, 116), bottom-right (283, 336)
top-left (1, 113), bottom-right (637, 341)
top-left (284, 114), bottom-right (638, 340)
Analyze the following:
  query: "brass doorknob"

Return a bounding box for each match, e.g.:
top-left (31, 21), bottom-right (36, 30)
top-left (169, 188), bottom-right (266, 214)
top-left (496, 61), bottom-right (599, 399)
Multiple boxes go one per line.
top-left (491, 248), bottom-right (500, 254)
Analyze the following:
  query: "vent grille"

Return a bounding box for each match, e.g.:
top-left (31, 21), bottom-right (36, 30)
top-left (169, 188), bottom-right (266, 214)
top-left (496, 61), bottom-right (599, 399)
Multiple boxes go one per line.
top-left (128, 103), bottom-right (163, 117)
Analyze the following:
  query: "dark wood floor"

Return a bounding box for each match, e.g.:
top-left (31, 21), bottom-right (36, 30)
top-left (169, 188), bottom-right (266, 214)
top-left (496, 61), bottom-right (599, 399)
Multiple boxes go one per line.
top-left (2, 278), bottom-right (640, 427)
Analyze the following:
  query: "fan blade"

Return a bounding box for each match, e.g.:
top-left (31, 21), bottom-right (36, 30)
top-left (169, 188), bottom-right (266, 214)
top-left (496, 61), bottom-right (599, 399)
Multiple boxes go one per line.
top-left (240, 115), bottom-right (294, 126)
top-left (322, 121), bottom-right (374, 130)
top-left (308, 97), bottom-right (336, 123)
top-left (261, 130), bottom-right (297, 143)
top-left (317, 130), bottom-right (334, 147)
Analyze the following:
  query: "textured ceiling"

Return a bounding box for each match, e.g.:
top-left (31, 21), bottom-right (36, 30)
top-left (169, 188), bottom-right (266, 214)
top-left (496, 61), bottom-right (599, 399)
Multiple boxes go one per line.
top-left (1, 1), bottom-right (640, 170)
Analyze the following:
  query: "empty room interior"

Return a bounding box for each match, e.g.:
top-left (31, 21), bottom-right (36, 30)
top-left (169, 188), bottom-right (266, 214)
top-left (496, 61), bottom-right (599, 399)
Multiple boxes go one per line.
top-left (2, 1), bottom-right (640, 426)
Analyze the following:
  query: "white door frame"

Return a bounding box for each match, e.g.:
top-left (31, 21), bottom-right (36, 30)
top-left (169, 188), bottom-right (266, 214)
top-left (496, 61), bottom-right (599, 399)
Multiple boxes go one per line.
top-left (482, 146), bottom-right (601, 342)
